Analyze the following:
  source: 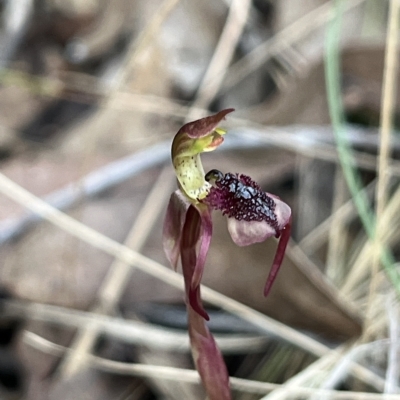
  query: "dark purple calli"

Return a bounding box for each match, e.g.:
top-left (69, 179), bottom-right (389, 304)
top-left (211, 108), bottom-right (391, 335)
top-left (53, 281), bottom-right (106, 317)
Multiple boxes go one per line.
top-left (162, 109), bottom-right (291, 400)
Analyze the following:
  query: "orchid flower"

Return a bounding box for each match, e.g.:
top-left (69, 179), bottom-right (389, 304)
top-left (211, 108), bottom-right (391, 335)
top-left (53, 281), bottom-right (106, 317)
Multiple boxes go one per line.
top-left (162, 109), bottom-right (291, 400)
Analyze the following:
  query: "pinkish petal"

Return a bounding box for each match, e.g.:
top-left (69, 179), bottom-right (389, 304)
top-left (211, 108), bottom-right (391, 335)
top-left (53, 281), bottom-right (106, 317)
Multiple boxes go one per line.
top-left (227, 219), bottom-right (276, 247)
top-left (188, 307), bottom-right (231, 400)
top-left (264, 217), bottom-right (292, 296)
top-left (178, 109), bottom-right (234, 140)
top-left (181, 205), bottom-right (209, 320)
top-left (191, 205), bottom-right (213, 291)
top-left (162, 190), bottom-right (190, 270)
top-left (226, 196), bottom-right (291, 246)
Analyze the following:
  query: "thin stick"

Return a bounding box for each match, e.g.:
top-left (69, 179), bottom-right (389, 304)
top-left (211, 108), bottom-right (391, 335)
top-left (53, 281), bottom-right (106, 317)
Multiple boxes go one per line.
top-left (92, 0), bottom-right (181, 146)
top-left (365, 0), bottom-right (400, 337)
top-left (313, 340), bottom-right (390, 395)
top-left (24, 332), bottom-right (400, 399)
top-left (286, 238), bottom-right (360, 319)
top-left (0, 142), bottom-right (170, 243)
top-left (1, 299), bottom-right (268, 353)
top-left (385, 295), bottom-right (400, 393)
top-left (57, 167), bottom-right (175, 378)
top-left (231, 127), bottom-right (400, 176)
top-left (342, 184), bottom-right (400, 297)
top-left (326, 166), bottom-right (349, 283)
top-left (300, 180), bottom-right (377, 254)
top-left (105, 0), bottom-right (181, 98)
top-left (186, 0), bottom-right (251, 120)
top-left (221, 0), bottom-right (366, 92)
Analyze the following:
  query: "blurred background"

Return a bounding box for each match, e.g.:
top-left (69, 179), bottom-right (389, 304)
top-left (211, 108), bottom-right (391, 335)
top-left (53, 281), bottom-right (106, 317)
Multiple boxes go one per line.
top-left (0, 0), bottom-right (399, 398)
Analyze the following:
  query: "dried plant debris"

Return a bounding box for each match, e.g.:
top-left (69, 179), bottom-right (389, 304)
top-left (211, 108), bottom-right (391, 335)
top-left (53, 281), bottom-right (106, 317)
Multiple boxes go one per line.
top-left (0, 0), bottom-right (398, 399)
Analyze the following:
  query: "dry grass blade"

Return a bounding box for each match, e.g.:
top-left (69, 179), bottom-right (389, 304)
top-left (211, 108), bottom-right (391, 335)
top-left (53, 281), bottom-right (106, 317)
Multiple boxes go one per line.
top-left (286, 238), bottom-right (360, 319)
top-left (341, 184), bottom-right (400, 299)
top-left (2, 300), bottom-right (267, 353)
top-left (385, 295), bottom-right (400, 393)
top-left (326, 167), bottom-right (348, 283)
top-left (232, 127), bottom-right (400, 177)
top-left (260, 339), bottom-right (398, 399)
top-left (105, 0), bottom-right (181, 97)
top-left (365, 0), bottom-right (400, 337)
top-left (259, 347), bottom-right (342, 400)
top-left (23, 332), bottom-right (400, 399)
top-left (98, 167), bottom-right (175, 308)
top-left (0, 142), bottom-right (170, 243)
top-left (314, 340), bottom-right (391, 395)
top-left (57, 167), bottom-right (175, 378)
top-left (299, 179), bottom-right (376, 254)
top-left (221, 0), bottom-right (366, 92)
top-left (89, 0), bottom-right (181, 151)
top-left (186, 0), bottom-right (251, 119)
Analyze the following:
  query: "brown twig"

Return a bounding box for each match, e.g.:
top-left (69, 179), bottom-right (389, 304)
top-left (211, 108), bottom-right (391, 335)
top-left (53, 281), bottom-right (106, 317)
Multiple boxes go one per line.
top-left (186, 0), bottom-right (252, 120)
top-left (364, 0), bottom-right (400, 339)
top-left (56, 167), bottom-right (175, 378)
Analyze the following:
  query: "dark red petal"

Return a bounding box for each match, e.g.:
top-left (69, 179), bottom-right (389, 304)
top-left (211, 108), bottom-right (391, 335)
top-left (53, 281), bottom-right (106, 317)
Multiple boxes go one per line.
top-left (189, 286), bottom-right (209, 321)
top-left (178, 109), bottom-right (234, 139)
top-left (162, 190), bottom-right (190, 270)
top-left (227, 218), bottom-right (277, 246)
top-left (264, 217), bottom-right (292, 296)
top-left (191, 206), bottom-right (213, 291)
top-left (188, 307), bottom-right (231, 400)
top-left (181, 205), bottom-right (209, 320)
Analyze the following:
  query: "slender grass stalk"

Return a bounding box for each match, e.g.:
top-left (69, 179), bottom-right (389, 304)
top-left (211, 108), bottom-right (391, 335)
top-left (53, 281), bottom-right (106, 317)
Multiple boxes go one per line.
top-left (23, 331), bottom-right (400, 399)
top-left (385, 295), bottom-right (400, 393)
top-left (324, 0), bottom-right (400, 293)
top-left (57, 167), bottom-right (175, 378)
top-left (367, 0), bottom-right (400, 334)
top-left (186, 0), bottom-right (251, 120)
